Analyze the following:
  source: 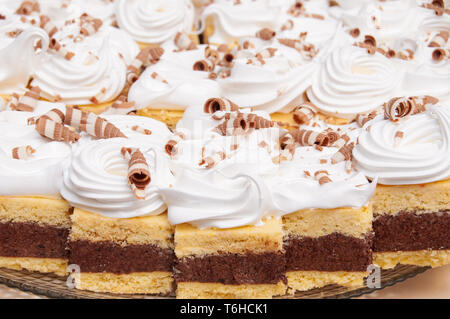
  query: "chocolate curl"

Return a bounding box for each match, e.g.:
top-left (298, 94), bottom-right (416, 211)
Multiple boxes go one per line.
top-left (256, 28), bottom-right (276, 41)
top-left (326, 130), bottom-right (339, 146)
top-left (432, 48), bottom-right (446, 61)
top-left (349, 28), bottom-right (360, 38)
top-left (200, 151), bottom-right (226, 169)
top-left (290, 129), bottom-right (329, 147)
top-left (383, 96), bottom-right (437, 122)
top-left (281, 20), bottom-right (294, 31)
top-left (40, 15), bottom-right (58, 37)
top-left (151, 72), bottom-right (168, 84)
top-left (332, 134), bottom-right (350, 149)
top-left (165, 130), bottom-right (187, 157)
top-left (13, 87), bottom-right (41, 112)
top-left (357, 35), bottom-right (377, 55)
top-left (215, 113), bottom-right (248, 136)
top-left (28, 108), bottom-right (65, 125)
top-left (355, 111), bottom-right (377, 127)
top-left (132, 125), bottom-right (152, 135)
top-left (16, 1), bottom-right (40, 15)
top-left (65, 106), bottom-right (127, 139)
top-left (193, 59), bottom-right (215, 72)
top-left (331, 142), bottom-right (354, 164)
top-left (121, 147), bottom-right (151, 200)
top-left (111, 95), bottom-right (136, 109)
top-left (429, 31), bottom-right (449, 47)
top-left (280, 132), bottom-right (296, 161)
top-left (243, 113), bottom-right (275, 130)
top-left (127, 48), bottom-right (149, 75)
top-left (394, 131), bottom-right (404, 148)
top-left (293, 104), bottom-right (316, 125)
top-left (80, 14), bottom-right (102, 36)
top-left (278, 38), bottom-right (302, 50)
top-left (49, 38), bottom-right (75, 60)
top-left (146, 47), bottom-right (165, 65)
top-left (204, 98), bottom-right (239, 113)
top-left (314, 170), bottom-right (332, 185)
top-left (423, 0), bottom-right (445, 16)
top-left (12, 145), bottom-right (35, 160)
top-left (174, 32), bottom-right (197, 50)
top-left (35, 117), bottom-right (80, 143)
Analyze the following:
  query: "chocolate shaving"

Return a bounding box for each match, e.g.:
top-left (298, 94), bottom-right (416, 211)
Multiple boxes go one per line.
top-left (40, 15), bottom-right (58, 37)
top-left (121, 147), bottom-right (151, 200)
top-left (383, 96), bottom-right (438, 122)
top-left (111, 95), bottom-right (136, 109)
top-left (355, 111), bottom-right (377, 127)
top-left (429, 31), bottom-right (449, 47)
top-left (204, 98), bottom-right (239, 113)
top-left (349, 28), bottom-right (360, 38)
top-left (256, 28), bottom-right (276, 41)
top-left (174, 32), bottom-right (197, 51)
top-left (432, 48), bottom-right (446, 61)
top-left (314, 170), bottom-right (332, 185)
top-left (28, 108), bottom-right (65, 125)
top-left (292, 103), bottom-right (316, 125)
top-left (79, 13), bottom-right (102, 36)
top-left (281, 20), bottom-right (294, 31)
top-left (16, 1), bottom-right (40, 15)
top-left (132, 125), bottom-right (152, 135)
top-left (35, 117), bottom-right (80, 143)
top-left (331, 142), bottom-right (354, 164)
top-left (165, 130), bottom-right (187, 157)
top-left (12, 145), bottom-right (35, 160)
top-left (49, 38), bottom-right (75, 60)
top-left (290, 129), bottom-right (329, 147)
top-left (9, 87), bottom-right (41, 112)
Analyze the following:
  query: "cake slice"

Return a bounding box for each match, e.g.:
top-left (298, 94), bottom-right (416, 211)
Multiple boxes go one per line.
top-left (68, 208), bottom-right (175, 295)
top-left (174, 218), bottom-right (287, 299)
top-left (0, 196), bottom-right (71, 276)
top-left (283, 206), bottom-right (373, 292)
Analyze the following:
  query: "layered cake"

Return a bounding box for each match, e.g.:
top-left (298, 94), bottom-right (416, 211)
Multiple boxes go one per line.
top-left (60, 114), bottom-right (176, 294)
top-left (354, 102), bottom-right (450, 269)
top-left (0, 0), bottom-right (448, 300)
top-left (0, 101), bottom-right (72, 276)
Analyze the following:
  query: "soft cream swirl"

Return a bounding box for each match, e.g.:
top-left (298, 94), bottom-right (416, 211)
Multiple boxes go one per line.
top-left (307, 45), bottom-right (403, 119)
top-left (115, 0), bottom-right (195, 44)
top-left (31, 24), bottom-right (139, 104)
top-left (354, 106), bottom-right (450, 185)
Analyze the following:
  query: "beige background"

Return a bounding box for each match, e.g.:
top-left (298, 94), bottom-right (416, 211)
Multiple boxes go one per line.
top-left (0, 265), bottom-right (449, 299)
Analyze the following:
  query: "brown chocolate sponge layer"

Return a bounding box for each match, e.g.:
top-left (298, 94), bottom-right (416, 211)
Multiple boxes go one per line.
top-left (175, 252), bottom-right (286, 285)
top-left (285, 233), bottom-right (373, 272)
top-left (68, 240), bottom-right (174, 274)
top-left (373, 210), bottom-right (450, 252)
top-left (0, 221), bottom-right (69, 259)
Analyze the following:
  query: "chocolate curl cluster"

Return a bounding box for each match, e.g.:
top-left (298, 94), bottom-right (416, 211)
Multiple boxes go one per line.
top-left (356, 35), bottom-right (377, 55)
top-left (314, 170), bottom-right (332, 185)
top-left (35, 117), bottom-right (81, 143)
top-left (174, 32), bottom-right (197, 51)
top-left (165, 130), bottom-right (188, 157)
top-left (204, 97), bottom-right (239, 113)
top-left (429, 31), bottom-right (449, 47)
top-left (383, 96), bottom-right (439, 122)
top-left (196, 45), bottom-right (234, 79)
top-left (79, 13), bottom-right (102, 36)
top-left (256, 28), bottom-right (276, 41)
top-left (65, 106), bottom-right (126, 139)
top-left (292, 103), bottom-right (316, 125)
top-left (290, 129), bottom-right (329, 147)
top-left (279, 132), bottom-right (296, 161)
top-left (281, 20), bottom-right (294, 31)
top-left (121, 147), bottom-right (151, 200)
top-left (12, 145), bottom-right (35, 160)
top-left (432, 48), bottom-right (447, 62)
top-left (40, 15), bottom-right (58, 37)
top-left (49, 38), bottom-right (75, 60)
top-left (111, 95), bottom-right (136, 109)
top-left (9, 87), bottom-right (41, 112)
top-left (331, 142), bottom-right (354, 164)
top-left (28, 108), bottom-right (65, 125)
top-left (355, 111), bottom-right (377, 127)
top-left (16, 1), bottom-right (40, 15)
top-left (199, 151), bottom-right (226, 169)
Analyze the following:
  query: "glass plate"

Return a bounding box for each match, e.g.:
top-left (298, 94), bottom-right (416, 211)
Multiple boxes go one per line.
top-left (0, 265), bottom-right (429, 299)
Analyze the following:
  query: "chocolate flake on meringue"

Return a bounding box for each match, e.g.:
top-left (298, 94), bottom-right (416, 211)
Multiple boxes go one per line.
top-left (314, 170), bottom-right (332, 185)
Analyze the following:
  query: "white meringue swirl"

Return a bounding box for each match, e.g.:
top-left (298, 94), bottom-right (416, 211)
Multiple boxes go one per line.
top-left (115, 0), bottom-right (195, 45)
top-left (353, 105), bottom-right (450, 185)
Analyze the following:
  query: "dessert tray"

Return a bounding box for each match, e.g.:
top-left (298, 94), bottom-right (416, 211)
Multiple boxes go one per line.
top-left (0, 265), bottom-right (429, 299)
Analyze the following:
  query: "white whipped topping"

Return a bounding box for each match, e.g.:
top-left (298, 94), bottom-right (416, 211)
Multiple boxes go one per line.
top-left (115, 0), bottom-right (195, 45)
top-left (129, 43), bottom-right (220, 110)
top-left (31, 21), bottom-right (139, 104)
top-left (354, 105), bottom-right (450, 185)
top-left (0, 101), bottom-right (71, 196)
top-left (307, 45), bottom-right (403, 119)
top-left (201, 0), bottom-right (288, 44)
top-left (60, 115), bottom-right (175, 218)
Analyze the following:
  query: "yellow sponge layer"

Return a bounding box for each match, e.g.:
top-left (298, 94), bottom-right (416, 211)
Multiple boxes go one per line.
top-left (175, 218), bottom-right (283, 258)
top-left (283, 205), bottom-right (372, 239)
top-left (286, 270), bottom-right (367, 293)
top-left (372, 179), bottom-right (450, 216)
top-left (374, 250), bottom-right (450, 269)
top-left (0, 196), bottom-right (71, 228)
top-left (136, 108), bottom-right (184, 129)
top-left (70, 209), bottom-right (174, 248)
top-left (176, 281), bottom-right (286, 299)
top-left (76, 271), bottom-right (173, 295)
top-left (0, 256), bottom-right (68, 277)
